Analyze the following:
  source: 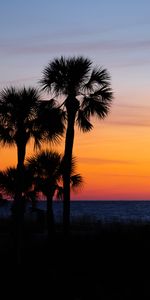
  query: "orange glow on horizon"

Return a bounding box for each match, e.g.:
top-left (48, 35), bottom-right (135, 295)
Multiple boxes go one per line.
top-left (1, 103), bottom-right (150, 200)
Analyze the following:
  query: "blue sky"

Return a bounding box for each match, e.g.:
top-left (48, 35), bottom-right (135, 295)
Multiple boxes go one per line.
top-left (1, 0), bottom-right (150, 94)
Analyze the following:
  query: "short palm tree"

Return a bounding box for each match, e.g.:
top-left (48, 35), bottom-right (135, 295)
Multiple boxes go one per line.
top-left (40, 56), bottom-right (113, 233)
top-left (26, 150), bottom-right (83, 238)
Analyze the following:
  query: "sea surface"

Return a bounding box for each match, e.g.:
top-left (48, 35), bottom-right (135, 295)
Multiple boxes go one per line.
top-left (1, 200), bottom-right (150, 223)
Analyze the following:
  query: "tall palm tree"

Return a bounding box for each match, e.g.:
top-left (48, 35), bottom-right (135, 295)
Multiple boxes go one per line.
top-left (0, 86), bottom-right (64, 263)
top-left (26, 150), bottom-right (83, 238)
top-left (40, 56), bottom-right (113, 233)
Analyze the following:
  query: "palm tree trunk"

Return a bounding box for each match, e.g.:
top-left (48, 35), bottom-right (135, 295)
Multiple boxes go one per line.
top-left (12, 142), bottom-right (26, 216)
top-left (46, 192), bottom-right (55, 241)
top-left (63, 97), bottom-right (79, 234)
top-left (12, 141), bottom-right (26, 265)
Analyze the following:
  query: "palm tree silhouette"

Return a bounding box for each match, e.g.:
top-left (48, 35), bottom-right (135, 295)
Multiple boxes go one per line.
top-left (0, 87), bottom-right (64, 215)
top-left (0, 86), bottom-right (64, 262)
top-left (40, 56), bottom-right (113, 233)
top-left (26, 150), bottom-right (83, 238)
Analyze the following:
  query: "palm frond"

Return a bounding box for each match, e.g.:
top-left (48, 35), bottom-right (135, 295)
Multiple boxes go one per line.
top-left (0, 86), bottom-right (65, 152)
top-left (76, 109), bottom-right (93, 132)
top-left (70, 174), bottom-right (83, 189)
top-left (40, 56), bottom-right (92, 95)
top-left (26, 150), bottom-right (62, 197)
top-left (37, 99), bottom-right (65, 144)
top-left (0, 125), bottom-right (15, 146)
top-left (59, 155), bottom-right (77, 177)
top-left (0, 166), bottom-right (33, 197)
top-left (0, 167), bottom-right (17, 196)
top-left (26, 150), bottom-right (62, 177)
top-left (83, 67), bottom-right (111, 92)
top-left (0, 86), bottom-right (43, 148)
top-left (26, 150), bottom-right (83, 199)
top-left (56, 186), bottom-right (63, 200)
top-left (81, 86), bottom-right (113, 119)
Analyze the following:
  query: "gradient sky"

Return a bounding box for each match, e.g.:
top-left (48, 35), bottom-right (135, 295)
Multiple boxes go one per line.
top-left (0, 0), bottom-right (150, 200)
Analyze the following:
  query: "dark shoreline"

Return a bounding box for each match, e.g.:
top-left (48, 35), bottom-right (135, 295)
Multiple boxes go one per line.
top-left (0, 218), bottom-right (150, 299)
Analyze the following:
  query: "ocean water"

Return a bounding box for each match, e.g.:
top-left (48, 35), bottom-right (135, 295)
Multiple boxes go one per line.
top-left (1, 200), bottom-right (150, 223)
top-left (53, 201), bottom-right (150, 223)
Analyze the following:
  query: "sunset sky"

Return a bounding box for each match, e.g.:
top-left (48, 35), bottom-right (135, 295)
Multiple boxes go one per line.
top-left (0, 0), bottom-right (150, 200)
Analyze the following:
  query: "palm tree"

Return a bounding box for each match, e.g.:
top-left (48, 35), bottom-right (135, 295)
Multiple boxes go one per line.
top-left (27, 150), bottom-right (61, 237)
top-left (0, 86), bottom-right (64, 263)
top-left (26, 150), bottom-right (83, 238)
top-left (0, 87), bottom-right (64, 216)
top-left (40, 56), bottom-right (113, 233)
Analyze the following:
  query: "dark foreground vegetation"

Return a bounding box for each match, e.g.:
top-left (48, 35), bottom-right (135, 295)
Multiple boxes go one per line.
top-left (0, 217), bottom-right (150, 299)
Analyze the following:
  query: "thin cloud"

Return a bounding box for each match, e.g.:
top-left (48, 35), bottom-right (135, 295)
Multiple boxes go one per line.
top-left (1, 17), bottom-right (148, 45)
top-left (102, 173), bottom-right (150, 179)
top-left (1, 39), bottom-right (150, 56)
top-left (79, 157), bottom-right (134, 165)
top-left (107, 104), bottom-right (150, 127)
top-left (111, 58), bottom-right (150, 68)
top-left (107, 120), bottom-right (150, 127)
top-left (0, 76), bottom-right (38, 85)
top-left (115, 103), bottom-right (150, 110)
